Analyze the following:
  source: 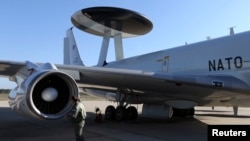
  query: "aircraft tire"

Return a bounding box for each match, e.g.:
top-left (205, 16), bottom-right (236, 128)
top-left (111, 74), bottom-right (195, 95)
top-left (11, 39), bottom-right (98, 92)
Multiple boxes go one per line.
top-left (115, 106), bottom-right (126, 121)
top-left (104, 105), bottom-right (116, 120)
top-left (126, 106), bottom-right (138, 121)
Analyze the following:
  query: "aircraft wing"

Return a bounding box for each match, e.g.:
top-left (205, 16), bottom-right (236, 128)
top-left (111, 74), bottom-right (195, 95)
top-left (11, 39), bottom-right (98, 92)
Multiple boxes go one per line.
top-left (1, 60), bottom-right (250, 120)
top-left (0, 60), bottom-right (249, 94)
top-left (70, 66), bottom-right (249, 92)
top-left (0, 60), bottom-right (25, 77)
top-left (57, 64), bottom-right (250, 94)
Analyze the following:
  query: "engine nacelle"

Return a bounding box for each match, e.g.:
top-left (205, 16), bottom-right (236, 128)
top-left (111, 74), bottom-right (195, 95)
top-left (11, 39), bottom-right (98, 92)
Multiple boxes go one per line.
top-left (8, 63), bottom-right (79, 120)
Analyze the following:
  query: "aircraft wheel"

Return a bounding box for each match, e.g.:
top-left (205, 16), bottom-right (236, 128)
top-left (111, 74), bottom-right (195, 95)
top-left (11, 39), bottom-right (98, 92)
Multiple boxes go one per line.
top-left (115, 106), bottom-right (126, 121)
top-left (105, 105), bottom-right (115, 120)
top-left (126, 106), bottom-right (138, 121)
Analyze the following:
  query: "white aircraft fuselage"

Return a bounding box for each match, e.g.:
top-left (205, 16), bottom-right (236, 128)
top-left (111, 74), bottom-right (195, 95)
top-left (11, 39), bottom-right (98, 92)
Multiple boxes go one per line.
top-left (98, 30), bottom-right (250, 107)
top-left (2, 6), bottom-right (250, 121)
top-left (106, 31), bottom-right (250, 77)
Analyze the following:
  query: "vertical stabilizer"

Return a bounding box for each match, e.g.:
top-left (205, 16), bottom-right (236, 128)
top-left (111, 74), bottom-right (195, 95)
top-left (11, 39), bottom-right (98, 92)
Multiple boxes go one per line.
top-left (64, 27), bottom-right (84, 66)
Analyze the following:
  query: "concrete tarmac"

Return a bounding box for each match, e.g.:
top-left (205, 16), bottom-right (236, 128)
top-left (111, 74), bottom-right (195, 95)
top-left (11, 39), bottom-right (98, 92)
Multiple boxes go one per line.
top-left (1, 100), bottom-right (250, 141)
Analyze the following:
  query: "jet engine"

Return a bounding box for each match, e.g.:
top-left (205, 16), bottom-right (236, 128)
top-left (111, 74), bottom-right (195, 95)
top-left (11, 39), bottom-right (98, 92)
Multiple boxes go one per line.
top-left (8, 62), bottom-right (79, 120)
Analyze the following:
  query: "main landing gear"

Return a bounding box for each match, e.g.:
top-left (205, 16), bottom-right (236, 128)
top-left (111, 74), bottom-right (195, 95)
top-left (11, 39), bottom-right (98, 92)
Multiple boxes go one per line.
top-left (104, 105), bottom-right (138, 121)
top-left (104, 90), bottom-right (139, 122)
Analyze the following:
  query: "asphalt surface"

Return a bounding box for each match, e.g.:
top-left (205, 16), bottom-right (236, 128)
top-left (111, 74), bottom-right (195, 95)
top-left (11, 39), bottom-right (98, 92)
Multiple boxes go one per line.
top-left (1, 100), bottom-right (250, 141)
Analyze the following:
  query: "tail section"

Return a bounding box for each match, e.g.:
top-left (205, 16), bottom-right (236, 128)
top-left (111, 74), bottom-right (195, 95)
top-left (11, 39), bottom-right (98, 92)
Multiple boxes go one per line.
top-left (64, 27), bottom-right (84, 66)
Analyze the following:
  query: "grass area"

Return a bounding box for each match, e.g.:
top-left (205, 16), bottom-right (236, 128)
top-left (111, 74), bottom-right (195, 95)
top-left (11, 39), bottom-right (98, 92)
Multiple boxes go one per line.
top-left (0, 93), bottom-right (8, 100)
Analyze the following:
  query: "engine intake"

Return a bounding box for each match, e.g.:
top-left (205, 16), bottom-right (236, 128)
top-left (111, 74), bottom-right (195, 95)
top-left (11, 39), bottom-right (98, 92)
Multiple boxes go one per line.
top-left (9, 68), bottom-right (79, 120)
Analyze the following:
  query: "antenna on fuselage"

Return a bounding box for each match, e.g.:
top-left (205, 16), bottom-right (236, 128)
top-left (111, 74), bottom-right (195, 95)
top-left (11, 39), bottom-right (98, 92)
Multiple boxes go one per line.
top-left (229, 26), bottom-right (236, 35)
top-left (71, 6), bottom-right (153, 66)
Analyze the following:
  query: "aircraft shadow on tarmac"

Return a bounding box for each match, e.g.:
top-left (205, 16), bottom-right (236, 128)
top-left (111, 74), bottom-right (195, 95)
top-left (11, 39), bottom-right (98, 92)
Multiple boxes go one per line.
top-left (5, 106), bottom-right (249, 141)
top-left (85, 112), bottom-right (208, 141)
top-left (0, 107), bottom-right (209, 141)
top-left (0, 107), bottom-right (73, 139)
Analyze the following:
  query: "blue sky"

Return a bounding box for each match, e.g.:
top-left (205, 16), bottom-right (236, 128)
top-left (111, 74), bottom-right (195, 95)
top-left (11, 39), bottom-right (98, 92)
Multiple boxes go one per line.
top-left (1, 0), bottom-right (250, 89)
